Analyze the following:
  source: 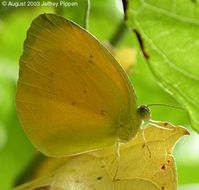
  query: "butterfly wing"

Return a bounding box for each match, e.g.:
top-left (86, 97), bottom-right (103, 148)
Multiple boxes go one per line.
top-left (16, 14), bottom-right (140, 157)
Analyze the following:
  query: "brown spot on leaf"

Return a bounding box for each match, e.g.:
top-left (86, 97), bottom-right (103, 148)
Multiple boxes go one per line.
top-left (97, 176), bottom-right (102, 180)
top-left (164, 122), bottom-right (169, 127)
top-left (161, 186), bottom-right (165, 190)
top-left (133, 29), bottom-right (149, 59)
top-left (167, 159), bottom-right (171, 163)
top-left (72, 101), bottom-right (76, 105)
top-left (161, 164), bottom-right (166, 170)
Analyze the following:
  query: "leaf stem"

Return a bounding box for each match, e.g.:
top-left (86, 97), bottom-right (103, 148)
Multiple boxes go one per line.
top-left (84, 0), bottom-right (90, 30)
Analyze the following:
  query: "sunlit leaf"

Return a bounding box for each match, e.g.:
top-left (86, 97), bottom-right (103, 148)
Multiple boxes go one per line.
top-left (14, 123), bottom-right (188, 190)
top-left (127, 0), bottom-right (199, 132)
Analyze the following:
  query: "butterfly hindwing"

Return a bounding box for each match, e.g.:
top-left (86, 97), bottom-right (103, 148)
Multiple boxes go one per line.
top-left (16, 14), bottom-right (140, 157)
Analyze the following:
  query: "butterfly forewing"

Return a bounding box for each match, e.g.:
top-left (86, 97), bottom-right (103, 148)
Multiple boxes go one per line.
top-left (16, 14), bottom-right (140, 157)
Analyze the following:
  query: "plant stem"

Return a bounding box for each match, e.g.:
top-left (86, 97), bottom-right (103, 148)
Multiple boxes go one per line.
top-left (84, 0), bottom-right (90, 30)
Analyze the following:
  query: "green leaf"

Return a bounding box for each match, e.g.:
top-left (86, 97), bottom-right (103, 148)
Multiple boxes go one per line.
top-left (54, 0), bottom-right (89, 29)
top-left (127, 0), bottom-right (199, 132)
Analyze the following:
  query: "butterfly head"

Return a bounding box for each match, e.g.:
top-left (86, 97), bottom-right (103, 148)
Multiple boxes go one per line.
top-left (137, 105), bottom-right (151, 121)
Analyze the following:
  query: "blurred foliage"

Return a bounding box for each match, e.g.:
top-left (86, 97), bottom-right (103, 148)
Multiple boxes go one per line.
top-left (0, 0), bottom-right (198, 190)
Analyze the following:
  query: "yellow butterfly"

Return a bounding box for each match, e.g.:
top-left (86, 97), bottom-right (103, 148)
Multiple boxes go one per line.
top-left (16, 13), bottom-right (150, 157)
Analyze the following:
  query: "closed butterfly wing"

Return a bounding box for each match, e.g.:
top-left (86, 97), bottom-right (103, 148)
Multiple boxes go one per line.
top-left (16, 14), bottom-right (141, 157)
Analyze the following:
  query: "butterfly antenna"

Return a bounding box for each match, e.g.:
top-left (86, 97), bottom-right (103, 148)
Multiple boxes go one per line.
top-left (147, 103), bottom-right (184, 110)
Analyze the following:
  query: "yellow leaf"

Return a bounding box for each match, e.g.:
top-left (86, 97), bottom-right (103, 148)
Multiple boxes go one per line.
top-left (113, 47), bottom-right (136, 73)
top-left (14, 123), bottom-right (188, 190)
top-left (103, 42), bottom-right (136, 73)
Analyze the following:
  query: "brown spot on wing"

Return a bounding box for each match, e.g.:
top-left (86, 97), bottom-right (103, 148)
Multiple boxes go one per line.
top-left (89, 54), bottom-right (93, 64)
top-left (100, 109), bottom-right (106, 116)
top-left (72, 101), bottom-right (76, 105)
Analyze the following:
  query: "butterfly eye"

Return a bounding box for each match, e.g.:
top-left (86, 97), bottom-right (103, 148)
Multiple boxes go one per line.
top-left (137, 105), bottom-right (151, 121)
